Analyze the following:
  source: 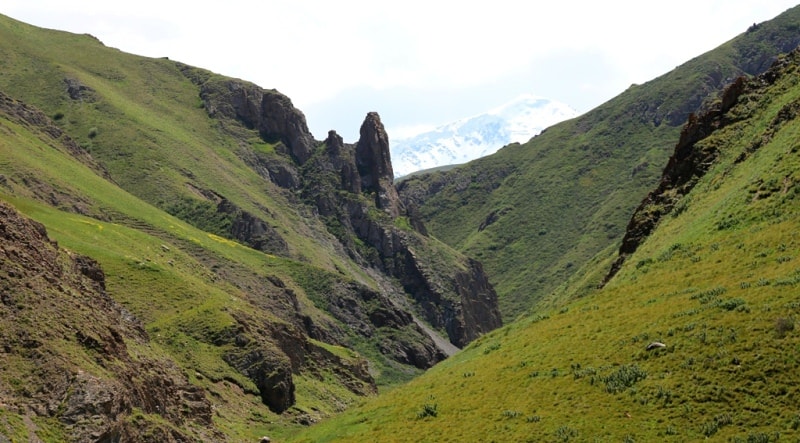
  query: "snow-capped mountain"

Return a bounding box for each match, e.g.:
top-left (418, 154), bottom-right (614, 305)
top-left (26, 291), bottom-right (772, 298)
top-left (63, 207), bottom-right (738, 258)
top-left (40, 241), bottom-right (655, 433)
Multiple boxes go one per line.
top-left (390, 94), bottom-right (578, 177)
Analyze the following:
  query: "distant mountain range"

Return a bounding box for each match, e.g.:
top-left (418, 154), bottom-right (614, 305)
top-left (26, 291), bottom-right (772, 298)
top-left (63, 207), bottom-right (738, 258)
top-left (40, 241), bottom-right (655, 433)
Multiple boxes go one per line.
top-left (390, 94), bottom-right (578, 177)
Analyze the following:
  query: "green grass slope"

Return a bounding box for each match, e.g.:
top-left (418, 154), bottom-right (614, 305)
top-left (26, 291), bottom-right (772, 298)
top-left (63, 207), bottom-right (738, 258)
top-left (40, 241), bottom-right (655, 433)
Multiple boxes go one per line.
top-left (0, 14), bottom-right (340, 270)
top-left (290, 47), bottom-right (800, 443)
top-left (0, 14), bottom-right (494, 354)
top-left (0, 13), bottom-right (494, 441)
top-left (399, 5), bottom-right (800, 319)
top-left (0, 90), bottom-right (376, 440)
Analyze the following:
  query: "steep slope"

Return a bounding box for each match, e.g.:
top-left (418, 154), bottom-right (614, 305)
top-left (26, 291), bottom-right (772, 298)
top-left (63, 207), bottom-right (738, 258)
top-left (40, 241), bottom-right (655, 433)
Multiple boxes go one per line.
top-left (291, 44), bottom-right (800, 443)
top-left (0, 202), bottom-right (222, 442)
top-left (398, 6), bottom-right (800, 318)
top-left (301, 115), bottom-right (501, 348)
top-left (0, 87), bottom-right (378, 439)
top-left (0, 13), bottom-right (501, 440)
top-left (391, 95), bottom-right (577, 177)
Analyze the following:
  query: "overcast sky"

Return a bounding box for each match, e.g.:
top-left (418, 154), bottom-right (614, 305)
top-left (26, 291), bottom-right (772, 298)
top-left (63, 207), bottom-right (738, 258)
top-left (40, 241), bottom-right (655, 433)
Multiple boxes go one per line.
top-left (4, 1), bottom-right (799, 141)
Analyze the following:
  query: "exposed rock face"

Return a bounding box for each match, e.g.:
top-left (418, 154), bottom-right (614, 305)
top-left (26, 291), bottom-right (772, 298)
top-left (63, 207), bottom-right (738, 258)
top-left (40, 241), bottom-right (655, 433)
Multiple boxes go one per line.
top-left (224, 347), bottom-right (296, 414)
top-left (400, 239), bottom-right (502, 348)
top-left (303, 113), bottom-right (502, 349)
top-left (603, 51), bottom-right (800, 284)
top-left (217, 198), bottom-right (290, 256)
top-left (456, 259), bottom-right (504, 344)
top-left (197, 78), bottom-right (316, 165)
top-left (0, 202), bottom-right (222, 442)
top-left (602, 79), bottom-right (745, 283)
top-left (322, 281), bottom-right (449, 367)
top-left (178, 64), bottom-right (501, 367)
top-left (64, 77), bottom-right (96, 102)
top-left (356, 112), bottom-right (403, 217)
top-left (222, 308), bottom-right (376, 413)
top-left (326, 130), bottom-right (361, 194)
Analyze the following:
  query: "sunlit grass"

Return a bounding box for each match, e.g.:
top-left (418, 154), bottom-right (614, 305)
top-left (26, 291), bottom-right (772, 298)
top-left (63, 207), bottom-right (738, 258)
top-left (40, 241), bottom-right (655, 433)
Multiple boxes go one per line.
top-left (403, 7), bottom-right (800, 320)
top-left (289, 47), bottom-right (800, 442)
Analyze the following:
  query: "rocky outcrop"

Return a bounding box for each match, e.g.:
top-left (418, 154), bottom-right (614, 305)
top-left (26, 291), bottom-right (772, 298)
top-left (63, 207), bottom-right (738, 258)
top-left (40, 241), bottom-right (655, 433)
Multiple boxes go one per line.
top-left (456, 259), bottom-right (504, 344)
top-left (217, 198), bottom-right (290, 256)
top-left (356, 112), bottom-right (403, 217)
top-left (322, 281), bottom-right (448, 368)
top-left (602, 79), bottom-right (744, 284)
top-left (224, 347), bottom-right (296, 414)
top-left (478, 207), bottom-right (513, 232)
top-left (222, 308), bottom-right (376, 413)
top-left (302, 113), bottom-right (502, 349)
top-left (177, 64), bottom-right (500, 366)
top-left (0, 201), bottom-right (222, 442)
top-left (194, 76), bottom-right (316, 165)
top-left (0, 200), bottom-right (376, 432)
top-left (401, 240), bottom-right (502, 348)
top-left (64, 77), bottom-right (97, 102)
top-left (603, 50), bottom-right (800, 284)
top-left (326, 130), bottom-right (361, 194)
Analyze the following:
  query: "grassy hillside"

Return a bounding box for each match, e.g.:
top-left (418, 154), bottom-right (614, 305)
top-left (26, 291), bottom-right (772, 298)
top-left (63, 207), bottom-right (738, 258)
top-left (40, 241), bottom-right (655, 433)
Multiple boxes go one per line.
top-left (3, 7), bottom-right (800, 441)
top-left (0, 15), bottom-right (338, 269)
top-left (399, 5), bottom-right (800, 319)
top-left (290, 47), bottom-right (800, 443)
top-left (0, 13), bottom-right (499, 441)
top-left (0, 90), bottom-right (376, 440)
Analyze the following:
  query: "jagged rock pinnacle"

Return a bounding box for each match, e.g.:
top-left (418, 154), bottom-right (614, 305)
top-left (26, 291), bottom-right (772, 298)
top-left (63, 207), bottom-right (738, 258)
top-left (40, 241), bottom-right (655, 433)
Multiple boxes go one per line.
top-left (355, 112), bottom-right (402, 217)
top-left (325, 130), bottom-right (361, 193)
top-left (356, 112), bottom-right (395, 183)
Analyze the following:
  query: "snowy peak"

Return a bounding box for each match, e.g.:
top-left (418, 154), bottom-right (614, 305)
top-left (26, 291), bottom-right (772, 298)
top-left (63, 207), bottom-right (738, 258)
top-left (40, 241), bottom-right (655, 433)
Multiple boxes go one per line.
top-left (390, 95), bottom-right (577, 177)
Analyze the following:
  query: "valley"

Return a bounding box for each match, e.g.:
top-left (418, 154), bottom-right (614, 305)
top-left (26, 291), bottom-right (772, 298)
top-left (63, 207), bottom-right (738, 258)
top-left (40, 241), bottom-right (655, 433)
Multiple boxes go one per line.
top-left (1, 5), bottom-right (800, 442)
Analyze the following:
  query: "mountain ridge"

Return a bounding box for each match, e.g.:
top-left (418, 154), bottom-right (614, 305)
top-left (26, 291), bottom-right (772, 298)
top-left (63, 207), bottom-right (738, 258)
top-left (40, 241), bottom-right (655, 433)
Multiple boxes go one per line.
top-left (0, 12), bottom-right (500, 440)
top-left (398, 6), bottom-right (800, 318)
top-left (2, 6), bottom-right (800, 442)
top-left (290, 38), bottom-right (800, 443)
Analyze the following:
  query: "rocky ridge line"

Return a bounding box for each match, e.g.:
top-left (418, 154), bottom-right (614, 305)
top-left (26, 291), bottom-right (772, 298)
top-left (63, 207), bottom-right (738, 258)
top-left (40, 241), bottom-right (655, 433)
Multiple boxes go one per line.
top-left (603, 48), bottom-right (800, 284)
top-left (183, 66), bottom-right (503, 351)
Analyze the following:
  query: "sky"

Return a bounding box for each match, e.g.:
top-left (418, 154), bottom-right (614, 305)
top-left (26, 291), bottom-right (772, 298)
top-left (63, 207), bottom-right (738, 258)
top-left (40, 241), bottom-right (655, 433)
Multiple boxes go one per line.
top-left (4, 1), bottom-right (800, 141)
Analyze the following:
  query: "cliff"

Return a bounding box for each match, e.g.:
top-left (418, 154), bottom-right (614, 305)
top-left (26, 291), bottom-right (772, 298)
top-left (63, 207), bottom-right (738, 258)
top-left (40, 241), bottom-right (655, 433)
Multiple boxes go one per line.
top-left (191, 70), bottom-right (503, 352)
top-left (302, 111), bottom-right (502, 349)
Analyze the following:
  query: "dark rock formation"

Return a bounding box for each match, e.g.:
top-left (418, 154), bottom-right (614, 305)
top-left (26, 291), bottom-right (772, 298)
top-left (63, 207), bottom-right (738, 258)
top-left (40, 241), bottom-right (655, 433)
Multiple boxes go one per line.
top-left (0, 201), bottom-right (222, 442)
top-left (478, 207), bottom-right (513, 232)
top-left (603, 50), bottom-right (800, 285)
top-left (177, 63), bottom-right (501, 366)
top-left (456, 259), bottom-right (504, 345)
top-left (302, 113), bottom-right (502, 350)
top-left (264, 156), bottom-right (301, 189)
top-left (224, 347), bottom-right (296, 414)
top-left (195, 77), bottom-right (316, 165)
top-left (222, 308), bottom-right (376, 413)
top-left (356, 112), bottom-right (403, 217)
top-left (602, 80), bottom-right (744, 284)
top-left (322, 281), bottom-right (448, 368)
top-left (217, 198), bottom-right (289, 256)
top-left (64, 77), bottom-right (96, 102)
top-left (236, 145), bottom-right (302, 190)
top-left (400, 241), bottom-right (502, 348)
top-left (326, 130), bottom-right (361, 194)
